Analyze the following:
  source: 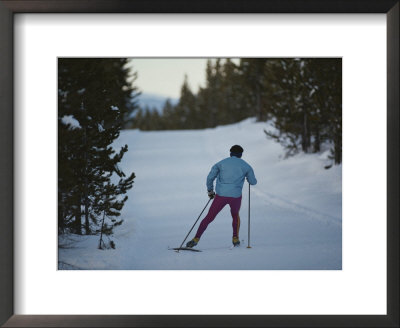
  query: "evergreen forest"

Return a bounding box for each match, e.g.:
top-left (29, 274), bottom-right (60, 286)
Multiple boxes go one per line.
top-left (129, 58), bottom-right (342, 165)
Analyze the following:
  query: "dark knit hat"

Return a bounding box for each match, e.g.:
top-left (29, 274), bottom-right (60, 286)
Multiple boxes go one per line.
top-left (230, 145), bottom-right (244, 153)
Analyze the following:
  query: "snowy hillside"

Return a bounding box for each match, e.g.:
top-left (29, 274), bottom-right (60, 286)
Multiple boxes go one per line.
top-left (58, 118), bottom-right (342, 270)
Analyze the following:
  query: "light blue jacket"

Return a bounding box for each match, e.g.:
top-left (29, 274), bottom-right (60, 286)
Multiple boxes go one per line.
top-left (206, 156), bottom-right (257, 198)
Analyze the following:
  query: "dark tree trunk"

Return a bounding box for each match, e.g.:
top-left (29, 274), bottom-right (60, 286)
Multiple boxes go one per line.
top-left (84, 189), bottom-right (89, 234)
top-left (256, 82), bottom-right (262, 121)
top-left (75, 207), bottom-right (81, 235)
top-left (334, 134), bottom-right (342, 164)
top-left (83, 102), bottom-right (90, 235)
top-left (58, 205), bottom-right (64, 234)
top-left (314, 125), bottom-right (321, 152)
top-left (301, 111), bottom-right (310, 152)
top-left (98, 210), bottom-right (106, 249)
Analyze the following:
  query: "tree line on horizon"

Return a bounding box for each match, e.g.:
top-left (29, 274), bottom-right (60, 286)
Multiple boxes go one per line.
top-left (128, 58), bottom-right (342, 165)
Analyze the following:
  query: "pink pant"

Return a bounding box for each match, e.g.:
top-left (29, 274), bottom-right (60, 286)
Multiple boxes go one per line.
top-left (195, 194), bottom-right (242, 239)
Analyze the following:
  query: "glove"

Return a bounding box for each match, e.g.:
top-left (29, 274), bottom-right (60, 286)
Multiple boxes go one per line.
top-left (207, 190), bottom-right (216, 199)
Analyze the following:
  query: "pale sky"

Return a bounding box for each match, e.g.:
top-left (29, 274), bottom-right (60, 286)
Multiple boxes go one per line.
top-left (127, 58), bottom-right (208, 99)
top-left (126, 58), bottom-right (239, 99)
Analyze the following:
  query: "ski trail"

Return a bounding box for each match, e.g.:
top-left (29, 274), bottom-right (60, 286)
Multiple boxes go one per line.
top-left (251, 187), bottom-right (342, 227)
top-left (60, 119), bottom-right (342, 270)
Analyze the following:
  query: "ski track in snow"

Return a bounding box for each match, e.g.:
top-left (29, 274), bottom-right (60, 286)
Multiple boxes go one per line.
top-left (59, 118), bottom-right (342, 270)
top-left (250, 187), bottom-right (342, 227)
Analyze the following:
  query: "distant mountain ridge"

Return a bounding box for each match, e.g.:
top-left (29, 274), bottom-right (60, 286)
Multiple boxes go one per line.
top-left (137, 93), bottom-right (179, 113)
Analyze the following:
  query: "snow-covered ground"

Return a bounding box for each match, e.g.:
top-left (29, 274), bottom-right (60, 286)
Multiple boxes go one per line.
top-left (58, 118), bottom-right (342, 270)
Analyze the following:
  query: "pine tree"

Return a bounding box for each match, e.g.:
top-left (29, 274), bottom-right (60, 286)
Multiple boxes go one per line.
top-left (174, 75), bottom-right (197, 129)
top-left (96, 147), bottom-right (135, 249)
top-left (58, 58), bottom-right (137, 240)
top-left (239, 58), bottom-right (269, 121)
top-left (203, 59), bottom-right (223, 127)
top-left (307, 58), bottom-right (342, 164)
top-left (264, 58), bottom-right (342, 163)
top-left (161, 99), bottom-right (176, 130)
top-left (263, 59), bottom-right (303, 156)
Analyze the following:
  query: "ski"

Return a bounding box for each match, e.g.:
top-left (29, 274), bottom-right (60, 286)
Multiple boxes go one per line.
top-left (169, 247), bottom-right (202, 252)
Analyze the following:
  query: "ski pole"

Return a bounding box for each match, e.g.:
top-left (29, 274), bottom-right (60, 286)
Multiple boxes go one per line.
top-left (177, 198), bottom-right (212, 252)
top-left (247, 183), bottom-right (252, 248)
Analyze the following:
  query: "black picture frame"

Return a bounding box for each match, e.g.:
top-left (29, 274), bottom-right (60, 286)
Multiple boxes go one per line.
top-left (0, 0), bottom-right (398, 327)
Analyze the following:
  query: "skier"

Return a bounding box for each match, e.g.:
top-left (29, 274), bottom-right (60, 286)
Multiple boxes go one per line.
top-left (186, 145), bottom-right (257, 248)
